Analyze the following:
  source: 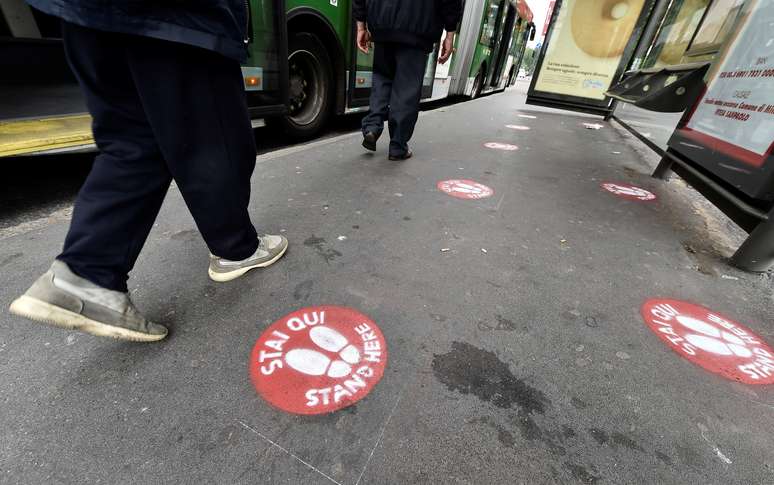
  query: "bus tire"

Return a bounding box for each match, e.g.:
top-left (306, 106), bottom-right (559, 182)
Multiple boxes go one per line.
top-left (471, 70), bottom-right (484, 99)
top-left (276, 32), bottom-right (333, 141)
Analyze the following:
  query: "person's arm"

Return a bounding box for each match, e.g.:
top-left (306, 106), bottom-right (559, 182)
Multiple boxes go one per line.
top-left (352, 0), bottom-right (371, 54)
top-left (440, 0), bottom-right (463, 34)
top-left (352, 0), bottom-right (367, 23)
top-left (439, 31), bottom-right (455, 64)
top-left (357, 21), bottom-right (371, 54)
top-left (438, 0), bottom-right (462, 64)
top-left (356, 21), bottom-right (372, 54)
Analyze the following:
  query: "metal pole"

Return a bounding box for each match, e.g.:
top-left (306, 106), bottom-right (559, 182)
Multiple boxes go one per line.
top-left (629, 0), bottom-right (672, 69)
top-left (608, 0), bottom-right (670, 120)
top-left (631, 0), bottom-right (673, 66)
top-left (652, 154), bottom-right (673, 180)
top-left (731, 208), bottom-right (774, 272)
top-left (604, 100), bottom-right (618, 121)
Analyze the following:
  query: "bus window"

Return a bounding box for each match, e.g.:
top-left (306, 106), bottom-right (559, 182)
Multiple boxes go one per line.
top-left (480, 1), bottom-right (501, 46)
top-left (243, 1), bottom-right (286, 114)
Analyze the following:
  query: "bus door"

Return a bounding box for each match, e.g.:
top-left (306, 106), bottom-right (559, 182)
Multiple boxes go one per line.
top-left (244, 0), bottom-right (288, 118)
top-left (482, 0), bottom-right (507, 87)
top-left (490, 4), bottom-right (517, 87)
top-left (501, 20), bottom-right (522, 87)
top-left (512, 22), bottom-right (531, 80)
top-left (526, 0), bottom-right (656, 116)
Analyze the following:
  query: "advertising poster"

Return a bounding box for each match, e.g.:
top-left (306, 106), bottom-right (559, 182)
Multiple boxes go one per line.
top-left (533, 0), bottom-right (647, 101)
top-left (678, 0), bottom-right (774, 169)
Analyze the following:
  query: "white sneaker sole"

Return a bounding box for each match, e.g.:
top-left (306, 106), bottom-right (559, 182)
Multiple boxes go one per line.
top-left (9, 295), bottom-right (167, 342)
top-left (208, 243), bottom-right (289, 283)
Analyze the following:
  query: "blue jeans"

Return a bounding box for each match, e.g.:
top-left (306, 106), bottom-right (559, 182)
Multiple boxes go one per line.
top-left (361, 42), bottom-right (428, 157)
top-left (58, 22), bottom-right (258, 292)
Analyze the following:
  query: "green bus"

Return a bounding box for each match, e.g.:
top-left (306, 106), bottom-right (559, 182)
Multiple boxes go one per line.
top-left (461, 0), bottom-right (535, 98)
top-left (0, 0), bottom-right (535, 156)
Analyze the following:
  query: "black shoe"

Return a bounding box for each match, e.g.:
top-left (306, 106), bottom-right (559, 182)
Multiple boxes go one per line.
top-left (362, 132), bottom-right (378, 152)
top-left (389, 150), bottom-right (413, 161)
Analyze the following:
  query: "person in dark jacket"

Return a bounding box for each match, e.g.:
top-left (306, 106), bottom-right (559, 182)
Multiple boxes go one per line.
top-left (353, 0), bottom-right (462, 160)
top-left (9, 1), bottom-right (289, 342)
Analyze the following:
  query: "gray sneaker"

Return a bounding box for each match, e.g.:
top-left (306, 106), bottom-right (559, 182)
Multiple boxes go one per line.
top-left (8, 261), bottom-right (167, 342)
top-left (208, 234), bottom-right (289, 282)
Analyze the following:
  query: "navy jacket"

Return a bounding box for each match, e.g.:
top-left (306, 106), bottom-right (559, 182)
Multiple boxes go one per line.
top-left (353, 0), bottom-right (462, 52)
top-left (27, 0), bottom-right (250, 62)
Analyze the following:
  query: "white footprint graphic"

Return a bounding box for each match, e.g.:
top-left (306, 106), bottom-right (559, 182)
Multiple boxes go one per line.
top-left (676, 315), bottom-right (752, 358)
top-left (605, 184), bottom-right (652, 199)
top-left (285, 326), bottom-right (361, 378)
top-left (450, 183), bottom-right (483, 194)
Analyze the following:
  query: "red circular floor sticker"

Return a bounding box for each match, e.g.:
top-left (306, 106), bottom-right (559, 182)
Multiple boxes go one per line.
top-left (250, 306), bottom-right (388, 414)
top-left (437, 179), bottom-right (494, 200)
top-left (601, 182), bottom-right (657, 201)
top-left (641, 299), bottom-right (774, 384)
top-left (484, 142), bottom-right (519, 151)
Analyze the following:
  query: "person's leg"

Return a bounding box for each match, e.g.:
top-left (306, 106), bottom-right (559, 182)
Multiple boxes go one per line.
top-left (9, 21), bottom-right (168, 341)
top-left (361, 43), bottom-right (397, 139)
top-left (58, 22), bottom-right (173, 293)
top-left (123, 36), bottom-right (260, 262)
top-left (387, 46), bottom-right (428, 157)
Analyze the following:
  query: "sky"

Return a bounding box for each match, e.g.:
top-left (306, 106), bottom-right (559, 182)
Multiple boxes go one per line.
top-left (525, 0), bottom-right (553, 48)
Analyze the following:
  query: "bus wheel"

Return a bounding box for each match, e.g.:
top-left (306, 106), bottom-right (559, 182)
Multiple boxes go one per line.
top-left (471, 70), bottom-right (484, 99)
top-left (277, 32), bottom-right (333, 140)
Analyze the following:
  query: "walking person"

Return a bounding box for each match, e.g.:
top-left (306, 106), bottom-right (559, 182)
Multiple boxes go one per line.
top-left (354, 0), bottom-right (462, 160)
top-left (9, 1), bottom-right (288, 342)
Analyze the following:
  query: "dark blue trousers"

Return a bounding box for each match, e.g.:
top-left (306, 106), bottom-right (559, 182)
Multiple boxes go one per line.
top-left (361, 43), bottom-right (428, 157)
top-left (59, 22), bottom-right (258, 292)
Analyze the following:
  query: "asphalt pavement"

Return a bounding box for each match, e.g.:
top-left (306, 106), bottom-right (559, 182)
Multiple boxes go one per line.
top-left (2, 84), bottom-right (774, 484)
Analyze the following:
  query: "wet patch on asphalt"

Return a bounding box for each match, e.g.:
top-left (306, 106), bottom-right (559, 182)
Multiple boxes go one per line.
top-left (432, 342), bottom-right (680, 482)
top-left (303, 235), bottom-right (342, 263)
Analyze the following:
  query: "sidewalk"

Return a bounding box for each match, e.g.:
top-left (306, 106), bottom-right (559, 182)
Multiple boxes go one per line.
top-left (1, 86), bottom-right (773, 484)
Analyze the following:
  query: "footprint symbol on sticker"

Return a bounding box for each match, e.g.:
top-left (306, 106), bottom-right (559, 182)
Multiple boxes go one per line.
top-left (285, 326), bottom-right (361, 378)
top-left (450, 182), bottom-right (484, 194)
top-left (676, 315), bottom-right (753, 357)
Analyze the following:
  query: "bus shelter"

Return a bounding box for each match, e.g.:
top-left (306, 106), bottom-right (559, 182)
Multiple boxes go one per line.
top-left (528, 0), bottom-right (774, 272)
